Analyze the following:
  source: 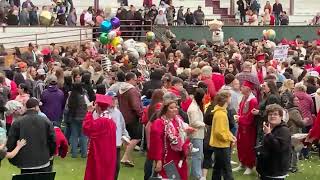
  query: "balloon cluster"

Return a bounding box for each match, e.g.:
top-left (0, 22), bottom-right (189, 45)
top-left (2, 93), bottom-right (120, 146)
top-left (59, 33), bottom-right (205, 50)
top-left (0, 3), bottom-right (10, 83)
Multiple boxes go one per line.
top-left (263, 29), bottom-right (276, 41)
top-left (99, 17), bottom-right (123, 49)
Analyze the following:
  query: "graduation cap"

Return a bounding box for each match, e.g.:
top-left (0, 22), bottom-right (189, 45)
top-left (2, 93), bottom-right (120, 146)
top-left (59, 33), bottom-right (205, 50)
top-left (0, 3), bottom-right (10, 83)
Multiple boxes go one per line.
top-left (256, 53), bottom-right (266, 62)
top-left (95, 94), bottom-right (112, 108)
top-left (243, 80), bottom-right (255, 90)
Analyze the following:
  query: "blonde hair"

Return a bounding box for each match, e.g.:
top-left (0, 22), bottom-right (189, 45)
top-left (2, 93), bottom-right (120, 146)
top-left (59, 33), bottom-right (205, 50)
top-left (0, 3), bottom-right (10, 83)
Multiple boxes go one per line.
top-left (201, 66), bottom-right (212, 77)
top-left (294, 83), bottom-right (307, 92)
top-left (279, 79), bottom-right (294, 94)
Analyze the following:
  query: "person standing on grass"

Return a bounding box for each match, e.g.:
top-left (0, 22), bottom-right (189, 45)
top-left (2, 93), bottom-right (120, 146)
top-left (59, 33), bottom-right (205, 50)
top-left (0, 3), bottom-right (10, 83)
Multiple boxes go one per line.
top-left (187, 88), bottom-right (206, 180)
top-left (118, 72), bottom-right (143, 167)
top-left (209, 91), bottom-right (236, 180)
top-left (6, 98), bottom-right (56, 174)
top-left (233, 81), bottom-right (258, 175)
top-left (83, 94), bottom-right (116, 180)
top-left (65, 83), bottom-right (89, 158)
top-left (256, 104), bottom-right (291, 180)
top-left (106, 91), bottom-right (130, 180)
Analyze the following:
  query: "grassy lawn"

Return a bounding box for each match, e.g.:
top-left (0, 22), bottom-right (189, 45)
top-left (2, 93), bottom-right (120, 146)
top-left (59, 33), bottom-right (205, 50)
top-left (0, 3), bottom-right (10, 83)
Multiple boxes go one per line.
top-left (0, 150), bottom-right (320, 180)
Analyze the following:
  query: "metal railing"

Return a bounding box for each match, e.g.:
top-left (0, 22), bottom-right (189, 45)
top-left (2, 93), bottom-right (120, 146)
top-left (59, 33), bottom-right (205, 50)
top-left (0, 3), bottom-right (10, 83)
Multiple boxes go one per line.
top-left (0, 20), bottom-right (154, 49)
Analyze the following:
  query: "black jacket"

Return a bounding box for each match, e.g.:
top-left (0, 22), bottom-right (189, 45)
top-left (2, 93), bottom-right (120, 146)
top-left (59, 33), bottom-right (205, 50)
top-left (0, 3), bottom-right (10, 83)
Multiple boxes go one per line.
top-left (142, 79), bottom-right (162, 96)
top-left (7, 110), bottom-right (56, 169)
top-left (256, 122), bottom-right (291, 177)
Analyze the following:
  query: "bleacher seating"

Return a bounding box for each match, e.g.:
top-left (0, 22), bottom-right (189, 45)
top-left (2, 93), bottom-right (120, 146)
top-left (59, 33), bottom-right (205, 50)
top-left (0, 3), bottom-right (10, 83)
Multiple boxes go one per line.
top-left (30, 0), bottom-right (319, 25)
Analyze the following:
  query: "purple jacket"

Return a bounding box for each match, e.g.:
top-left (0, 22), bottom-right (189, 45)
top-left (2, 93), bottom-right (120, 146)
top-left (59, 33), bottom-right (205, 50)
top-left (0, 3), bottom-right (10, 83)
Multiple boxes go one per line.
top-left (40, 85), bottom-right (65, 123)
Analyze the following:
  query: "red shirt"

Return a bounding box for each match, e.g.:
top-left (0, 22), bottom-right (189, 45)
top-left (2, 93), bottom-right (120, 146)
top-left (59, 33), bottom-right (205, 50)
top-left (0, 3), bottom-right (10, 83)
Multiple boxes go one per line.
top-left (314, 65), bottom-right (320, 74)
top-left (211, 73), bottom-right (225, 92)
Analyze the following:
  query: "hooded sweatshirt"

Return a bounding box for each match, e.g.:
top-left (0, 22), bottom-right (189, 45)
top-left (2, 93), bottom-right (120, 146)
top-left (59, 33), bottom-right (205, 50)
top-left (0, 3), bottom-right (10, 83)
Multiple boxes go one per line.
top-left (209, 105), bottom-right (234, 148)
top-left (40, 85), bottom-right (65, 123)
top-left (118, 82), bottom-right (142, 124)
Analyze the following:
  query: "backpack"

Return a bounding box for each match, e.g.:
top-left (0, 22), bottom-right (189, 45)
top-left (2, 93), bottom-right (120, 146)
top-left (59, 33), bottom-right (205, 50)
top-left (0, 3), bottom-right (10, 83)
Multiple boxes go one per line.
top-left (33, 80), bottom-right (45, 99)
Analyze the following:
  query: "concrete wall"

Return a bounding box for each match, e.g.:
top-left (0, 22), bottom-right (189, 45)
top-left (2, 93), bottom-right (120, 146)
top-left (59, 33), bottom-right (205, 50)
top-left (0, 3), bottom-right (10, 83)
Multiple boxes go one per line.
top-left (155, 25), bottom-right (320, 41)
top-left (0, 27), bottom-right (93, 49)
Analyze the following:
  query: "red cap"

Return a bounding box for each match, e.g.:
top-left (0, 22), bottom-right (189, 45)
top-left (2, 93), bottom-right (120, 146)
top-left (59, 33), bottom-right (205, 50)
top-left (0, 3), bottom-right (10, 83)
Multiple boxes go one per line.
top-left (17, 62), bottom-right (27, 69)
top-left (41, 48), bottom-right (51, 56)
top-left (281, 38), bottom-right (288, 45)
top-left (256, 53), bottom-right (265, 62)
top-left (95, 94), bottom-right (112, 108)
top-left (243, 80), bottom-right (255, 90)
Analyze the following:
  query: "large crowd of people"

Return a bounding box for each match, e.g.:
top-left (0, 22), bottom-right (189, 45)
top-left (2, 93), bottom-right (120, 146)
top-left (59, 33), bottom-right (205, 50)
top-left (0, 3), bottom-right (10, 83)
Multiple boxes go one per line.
top-left (1, 2), bottom-right (320, 180)
top-left (0, 0), bottom-right (320, 27)
top-left (0, 26), bottom-right (320, 180)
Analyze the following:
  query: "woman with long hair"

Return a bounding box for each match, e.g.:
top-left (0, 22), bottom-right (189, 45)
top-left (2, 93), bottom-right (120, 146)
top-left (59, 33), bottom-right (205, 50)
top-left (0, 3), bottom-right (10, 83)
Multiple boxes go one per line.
top-left (143, 89), bottom-right (164, 180)
top-left (279, 79), bottom-right (295, 107)
top-left (187, 88), bottom-right (206, 179)
top-left (66, 83), bottom-right (89, 158)
top-left (148, 100), bottom-right (191, 180)
top-left (82, 72), bottom-right (95, 102)
top-left (252, 80), bottom-right (281, 144)
top-left (55, 67), bottom-right (65, 90)
top-left (225, 62), bottom-right (238, 76)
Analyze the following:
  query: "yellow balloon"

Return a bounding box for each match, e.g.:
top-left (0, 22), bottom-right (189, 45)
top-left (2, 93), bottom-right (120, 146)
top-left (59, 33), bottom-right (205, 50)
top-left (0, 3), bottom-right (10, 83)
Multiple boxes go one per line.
top-left (111, 37), bottom-right (121, 47)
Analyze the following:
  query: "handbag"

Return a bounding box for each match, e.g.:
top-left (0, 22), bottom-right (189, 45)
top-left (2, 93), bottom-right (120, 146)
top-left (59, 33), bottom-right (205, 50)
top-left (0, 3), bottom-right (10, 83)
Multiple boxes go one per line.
top-left (163, 160), bottom-right (181, 180)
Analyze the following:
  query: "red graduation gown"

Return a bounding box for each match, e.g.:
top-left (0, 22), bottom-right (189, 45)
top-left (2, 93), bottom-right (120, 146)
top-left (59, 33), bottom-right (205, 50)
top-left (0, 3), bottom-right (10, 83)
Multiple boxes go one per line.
top-left (148, 118), bottom-right (189, 180)
top-left (83, 112), bottom-right (117, 180)
top-left (237, 95), bottom-right (258, 168)
top-left (309, 113), bottom-right (320, 141)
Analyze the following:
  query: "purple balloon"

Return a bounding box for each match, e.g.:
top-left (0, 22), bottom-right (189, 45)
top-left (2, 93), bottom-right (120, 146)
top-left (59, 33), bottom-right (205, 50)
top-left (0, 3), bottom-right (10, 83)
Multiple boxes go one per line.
top-left (111, 17), bottom-right (121, 29)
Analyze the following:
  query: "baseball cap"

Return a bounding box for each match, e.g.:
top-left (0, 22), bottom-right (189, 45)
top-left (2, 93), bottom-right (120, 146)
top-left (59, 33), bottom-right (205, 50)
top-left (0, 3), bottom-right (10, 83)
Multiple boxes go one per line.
top-left (106, 91), bottom-right (117, 97)
top-left (47, 75), bottom-right (58, 85)
top-left (306, 71), bottom-right (319, 78)
top-left (37, 68), bottom-right (46, 76)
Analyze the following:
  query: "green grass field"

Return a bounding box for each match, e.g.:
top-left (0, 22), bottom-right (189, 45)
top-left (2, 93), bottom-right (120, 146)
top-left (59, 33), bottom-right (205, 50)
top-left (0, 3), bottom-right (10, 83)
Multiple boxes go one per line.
top-left (0, 150), bottom-right (320, 180)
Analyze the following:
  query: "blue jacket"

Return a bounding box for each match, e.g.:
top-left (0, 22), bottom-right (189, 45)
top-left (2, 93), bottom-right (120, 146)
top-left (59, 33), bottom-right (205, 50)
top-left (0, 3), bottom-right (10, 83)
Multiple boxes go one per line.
top-left (40, 85), bottom-right (65, 123)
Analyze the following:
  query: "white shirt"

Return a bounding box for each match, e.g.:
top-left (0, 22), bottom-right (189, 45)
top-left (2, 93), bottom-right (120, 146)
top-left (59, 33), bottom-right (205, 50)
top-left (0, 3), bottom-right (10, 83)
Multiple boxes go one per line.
top-left (84, 12), bottom-right (94, 25)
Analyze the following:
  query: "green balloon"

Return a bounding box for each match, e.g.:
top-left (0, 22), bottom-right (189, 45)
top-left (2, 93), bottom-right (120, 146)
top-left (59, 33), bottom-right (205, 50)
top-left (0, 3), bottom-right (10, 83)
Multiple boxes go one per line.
top-left (99, 33), bottom-right (110, 45)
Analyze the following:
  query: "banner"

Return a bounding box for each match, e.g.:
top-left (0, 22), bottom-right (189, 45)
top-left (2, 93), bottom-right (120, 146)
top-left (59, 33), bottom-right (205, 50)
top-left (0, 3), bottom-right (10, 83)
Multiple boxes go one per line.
top-left (274, 45), bottom-right (289, 60)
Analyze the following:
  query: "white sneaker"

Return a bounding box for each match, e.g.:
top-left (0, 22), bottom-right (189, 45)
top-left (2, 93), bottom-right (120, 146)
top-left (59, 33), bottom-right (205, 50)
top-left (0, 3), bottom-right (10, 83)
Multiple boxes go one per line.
top-left (232, 165), bottom-right (244, 172)
top-left (191, 147), bottom-right (199, 153)
top-left (199, 177), bottom-right (206, 180)
top-left (230, 160), bottom-right (238, 165)
top-left (243, 168), bottom-right (254, 175)
top-left (134, 146), bottom-right (141, 151)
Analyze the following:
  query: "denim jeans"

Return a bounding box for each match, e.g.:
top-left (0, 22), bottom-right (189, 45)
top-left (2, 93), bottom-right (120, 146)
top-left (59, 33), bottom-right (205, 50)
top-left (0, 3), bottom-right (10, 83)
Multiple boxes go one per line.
top-left (290, 146), bottom-right (298, 169)
top-left (275, 14), bottom-right (281, 26)
top-left (212, 147), bottom-right (234, 180)
top-left (70, 121), bottom-right (88, 158)
top-left (190, 138), bottom-right (203, 179)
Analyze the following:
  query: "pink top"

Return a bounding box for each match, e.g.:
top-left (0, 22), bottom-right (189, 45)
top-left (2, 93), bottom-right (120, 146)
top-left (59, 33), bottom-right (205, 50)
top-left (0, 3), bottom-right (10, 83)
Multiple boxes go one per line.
top-left (15, 94), bottom-right (30, 107)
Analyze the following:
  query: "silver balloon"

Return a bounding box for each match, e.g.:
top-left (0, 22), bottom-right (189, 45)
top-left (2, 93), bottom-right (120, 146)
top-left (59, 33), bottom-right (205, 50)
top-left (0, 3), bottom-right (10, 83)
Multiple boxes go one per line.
top-left (123, 39), bottom-right (136, 50)
top-left (127, 48), bottom-right (139, 60)
top-left (116, 44), bottom-right (123, 52)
